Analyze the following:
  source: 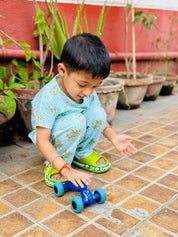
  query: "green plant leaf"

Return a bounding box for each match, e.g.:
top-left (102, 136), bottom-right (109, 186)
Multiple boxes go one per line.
top-left (0, 66), bottom-right (8, 79)
top-left (4, 89), bottom-right (17, 99)
top-left (135, 10), bottom-right (143, 16)
top-left (133, 17), bottom-right (143, 24)
top-left (20, 41), bottom-right (30, 47)
top-left (4, 40), bottom-right (13, 45)
top-left (84, 10), bottom-right (89, 33)
top-left (62, 13), bottom-right (70, 39)
top-left (18, 69), bottom-right (29, 82)
top-left (96, 0), bottom-right (107, 37)
top-left (35, 10), bottom-right (45, 24)
top-left (0, 36), bottom-right (3, 46)
top-left (9, 75), bottom-right (15, 87)
top-left (3, 95), bottom-right (16, 116)
top-left (10, 83), bottom-right (26, 89)
top-left (145, 24), bottom-right (150, 33)
top-left (27, 82), bottom-right (35, 89)
top-left (0, 79), bottom-right (3, 89)
top-left (0, 103), bottom-right (8, 117)
top-left (33, 70), bottom-right (41, 81)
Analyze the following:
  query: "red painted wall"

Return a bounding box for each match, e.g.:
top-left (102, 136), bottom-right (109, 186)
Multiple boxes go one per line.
top-left (0, 0), bottom-right (178, 73)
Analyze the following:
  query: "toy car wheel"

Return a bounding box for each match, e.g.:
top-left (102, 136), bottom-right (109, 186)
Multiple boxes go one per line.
top-left (53, 182), bottom-right (64, 197)
top-left (71, 196), bottom-right (84, 213)
top-left (94, 188), bottom-right (107, 204)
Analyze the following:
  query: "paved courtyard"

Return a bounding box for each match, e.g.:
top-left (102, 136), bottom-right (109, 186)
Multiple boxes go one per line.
top-left (0, 88), bottom-right (178, 237)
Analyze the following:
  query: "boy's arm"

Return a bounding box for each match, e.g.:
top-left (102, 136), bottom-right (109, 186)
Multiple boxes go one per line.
top-left (103, 122), bottom-right (136, 156)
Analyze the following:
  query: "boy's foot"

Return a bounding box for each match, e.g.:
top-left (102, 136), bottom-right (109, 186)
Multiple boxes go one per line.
top-left (72, 152), bottom-right (110, 173)
top-left (45, 162), bottom-right (67, 187)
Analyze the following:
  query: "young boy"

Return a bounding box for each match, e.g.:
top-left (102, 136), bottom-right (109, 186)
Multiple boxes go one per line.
top-left (29, 33), bottom-right (135, 188)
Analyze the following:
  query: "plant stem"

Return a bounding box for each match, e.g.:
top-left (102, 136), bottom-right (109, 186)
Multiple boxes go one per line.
top-left (124, 4), bottom-right (129, 78)
top-left (131, 0), bottom-right (136, 79)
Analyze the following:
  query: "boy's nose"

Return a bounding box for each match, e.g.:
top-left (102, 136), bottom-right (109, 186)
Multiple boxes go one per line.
top-left (83, 88), bottom-right (94, 97)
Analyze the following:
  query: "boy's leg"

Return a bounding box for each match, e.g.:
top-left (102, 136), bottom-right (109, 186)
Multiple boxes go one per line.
top-left (45, 112), bottom-right (86, 187)
top-left (73, 106), bottom-right (110, 172)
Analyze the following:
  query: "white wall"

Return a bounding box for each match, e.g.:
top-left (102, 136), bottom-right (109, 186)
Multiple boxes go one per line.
top-left (32, 0), bottom-right (178, 11)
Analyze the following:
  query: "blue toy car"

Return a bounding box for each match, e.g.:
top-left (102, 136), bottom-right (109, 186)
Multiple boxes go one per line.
top-left (53, 181), bottom-right (107, 213)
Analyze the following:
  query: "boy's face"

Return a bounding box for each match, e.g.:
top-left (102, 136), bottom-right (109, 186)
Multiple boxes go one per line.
top-left (57, 63), bottom-right (102, 104)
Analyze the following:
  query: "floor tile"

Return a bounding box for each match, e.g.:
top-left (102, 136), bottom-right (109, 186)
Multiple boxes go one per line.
top-left (150, 208), bottom-right (178, 233)
top-left (139, 134), bottom-right (161, 143)
top-left (43, 210), bottom-right (86, 236)
top-left (0, 179), bottom-right (22, 196)
top-left (140, 184), bottom-right (177, 203)
top-left (133, 165), bottom-right (166, 181)
top-left (169, 134), bottom-right (178, 141)
top-left (145, 122), bottom-right (163, 129)
top-left (22, 198), bottom-right (62, 221)
top-left (72, 224), bottom-right (113, 237)
top-left (30, 180), bottom-right (52, 195)
top-left (95, 140), bottom-right (113, 150)
top-left (123, 129), bottom-right (143, 138)
top-left (96, 217), bottom-right (126, 235)
top-left (156, 138), bottom-right (178, 148)
top-left (135, 125), bottom-right (153, 132)
top-left (150, 129), bottom-right (173, 137)
top-left (143, 144), bottom-right (170, 156)
top-left (102, 152), bottom-right (122, 163)
top-left (113, 158), bottom-right (141, 172)
top-left (131, 140), bottom-right (148, 149)
top-left (105, 185), bottom-right (131, 204)
top-left (136, 222), bottom-right (173, 237)
top-left (162, 150), bottom-right (178, 161)
top-left (130, 151), bottom-right (156, 163)
top-left (24, 155), bottom-right (45, 167)
top-left (3, 188), bottom-right (41, 208)
top-left (18, 226), bottom-right (54, 237)
top-left (120, 196), bottom-right (160, 216)
top-left (0, 162), bottom-right (29, 176)
top-left (149, 158), bottom-right (178, 171)
top-left (111, 209), bottom-right (140, 228)
top-left (14, 169), bottom-right (44, 185)
top-left (168, 197), bottom-right (178, 211)
top-left (0, 200), bottom-right (13, 217)
top-left (0, 173), bottom-right (6, 181)
top-left (0, 212), bottom-right (33, 237)
top-left (162, 124), bottom-right (178, 131)
top-left (158, 174), bottom-right (178, 190)
top-left (93, 167), bottom-right (125, 182)
top-left (115, 175), bottom-right (150, 192)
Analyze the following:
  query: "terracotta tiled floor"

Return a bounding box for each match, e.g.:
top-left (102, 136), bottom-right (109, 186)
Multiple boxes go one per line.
top-left (0, 90), bottom-right (178, 237)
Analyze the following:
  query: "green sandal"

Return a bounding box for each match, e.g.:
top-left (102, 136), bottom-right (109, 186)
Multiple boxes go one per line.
top-left (45, 162), bottom-right (67, 187)
top-left (72, 152), bottom-right (110, 173)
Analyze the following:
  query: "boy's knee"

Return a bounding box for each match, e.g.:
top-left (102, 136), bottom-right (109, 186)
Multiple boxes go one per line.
top-left (89, 106), bottom-right (106, 121)
top-left (70, 113), bottom-right (86, 131)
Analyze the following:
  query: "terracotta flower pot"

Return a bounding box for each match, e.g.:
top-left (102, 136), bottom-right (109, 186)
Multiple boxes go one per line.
top-left (13, 88), bottom-right (39, 132)
top-left (96, 77), bottom-right (124, 123)
top-left (160, 74), bottom-right (178, 96)
top-left (144, 75), bottom-right (166, 101)
top-left (110, 72), bottom-right (153, 109)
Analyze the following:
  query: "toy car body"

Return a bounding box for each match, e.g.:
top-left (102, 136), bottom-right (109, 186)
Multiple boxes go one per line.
top-left (53, 181), bottom-right (107, 213)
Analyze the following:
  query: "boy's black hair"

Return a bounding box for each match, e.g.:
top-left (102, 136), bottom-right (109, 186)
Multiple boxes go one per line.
top-left (60, 33), bottom-right (110, 79)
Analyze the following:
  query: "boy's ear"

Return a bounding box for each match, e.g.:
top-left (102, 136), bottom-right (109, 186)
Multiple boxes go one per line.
top-left (57, 63), bottom-right (67, 76)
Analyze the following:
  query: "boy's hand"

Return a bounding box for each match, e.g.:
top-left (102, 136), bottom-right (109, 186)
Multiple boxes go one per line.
top-left (112, 134), bottom-right (136, 156)
top-left (61, 167), bottom-right (92, 188)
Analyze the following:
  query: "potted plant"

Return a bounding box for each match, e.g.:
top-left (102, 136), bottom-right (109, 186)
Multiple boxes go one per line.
top-left (151, 15), bottom-right (178, 96)
top-left (110, 0), bottom-right (158, 109)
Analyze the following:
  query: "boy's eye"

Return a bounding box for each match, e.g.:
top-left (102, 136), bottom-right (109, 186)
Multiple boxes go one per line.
top-left (78, 84), bottom-right (85, 88)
